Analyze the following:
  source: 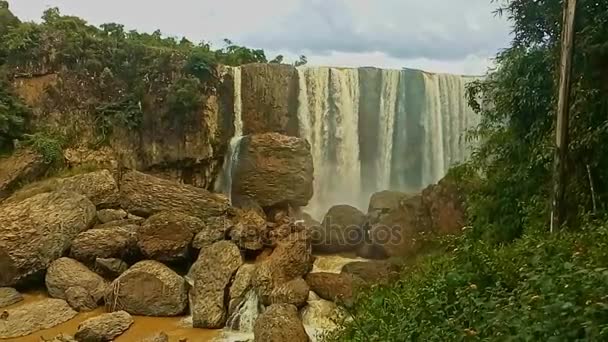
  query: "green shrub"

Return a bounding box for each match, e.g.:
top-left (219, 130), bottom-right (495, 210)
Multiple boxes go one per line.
top-left (23, 132), bottom-right (65, 165)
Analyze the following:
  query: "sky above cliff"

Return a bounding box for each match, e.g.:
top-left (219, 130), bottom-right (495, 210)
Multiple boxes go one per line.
top-left (8, 0), bottom-right (511, 75)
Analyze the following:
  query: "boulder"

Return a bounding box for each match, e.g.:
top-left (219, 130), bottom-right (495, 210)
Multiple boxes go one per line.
top-left (253, 304), bottom-right (309, 342)
top-left (232, 194), bottom-right (266, 219)
top-left (47, 333), bottom-right (78, 342)
top-left (192, 215), bottom-right (232, 249)
top-left (94, 258), bottom-right (129, 279)
top-left (105, 260), bottom-right (187, 316)
top-left (0, 191), bottom-right (96, 287)
top-left (65, 286), bottom-right (97, 312)
top-left (421, 178), bottom-right (466, 235)
top-left (74, 310), bottom-right (133, 342)
top-left (45, 257), bottom-right (108, 304)
top-left (119, 170), bottom-right (230, 220)
top-left (0, 148), bottom-right (47, 201)
top-left (367, 190), bottom-right (410, 222)
top-left (137, 211), bottom-right (205, 262)
top-left (305, 273), bottom-right (357, 307)
top-left (0, 298), bottom-right (77, 339)
top-left (269, 277), bottom-right (309, 308)
top-left (301, 297), bottom-right (340, 331)
top-left (232, 133), bottom-right (313, 208)
top-left (341, 261), bottom-right (400, 284)
top-left (140, 332), bottom-right (169, 342)
top-left (228, 264), bottom-right (256, 315)
top-left (314, 205), bottom-right (366, 253)
top-left (188, 241), bottom-right (243, 328)
top-left (229, 208), bottom-right (268, 250)
top-left (0, 287), bottom-right (22, 308)
top-left (70, 226), bottom-right (137, 263)
top-left (97, 209), bottom-right (127, 224)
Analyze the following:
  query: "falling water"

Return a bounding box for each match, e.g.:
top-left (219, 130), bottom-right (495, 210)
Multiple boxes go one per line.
top-left (376, 69), bottom-right (400, 190)
top-left (226, 290), bottom-right (261, 333)
top-left (215, 67), bottom-right (243, 202)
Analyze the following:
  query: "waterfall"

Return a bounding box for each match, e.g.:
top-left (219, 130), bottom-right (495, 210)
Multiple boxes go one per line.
top-left (215, 67), bottom-right (243, 202)
top-left (226, 290), bottom-right (261, 333)
top-left (376, 69), bottom-right (400, 191)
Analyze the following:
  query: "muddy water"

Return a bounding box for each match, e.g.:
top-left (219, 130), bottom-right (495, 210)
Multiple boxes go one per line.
top-left (4, 292), bottom-right (219, 342)
top-left (312, 253), bottom-right (369, 274)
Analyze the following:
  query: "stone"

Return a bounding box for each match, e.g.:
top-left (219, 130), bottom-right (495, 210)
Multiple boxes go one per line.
top-left (232, 194), bottom-right (266, 219)
top-left (314, 205), bottom-right (366, 253)
top-left (232, 133), bottom-right (313, 208)
top-left (70, 226), bottom-right (137, 263)
top-left (94, 258), bottom-right (129, 279)
top-left (46, 333), bottom-right (78, 342)
top-left (0, 287), bottom-right (22, 308)
top-left (0, 148), bottom-right (48, 201)
top-left (74, 310), bottom-right (133, 342)
top-left (253, 304), bottom-right (309, 342)
top-left (140, 332), bottom-right (169, 342)
top-left (45, 257), bottom-right (108, 304)
top-left (65, 286), bottom-right (98, 312)
top-left (192, 214), bottom-right (233, 249)
top-left (301, 297), bottom-right (340, 331)
top-left (228, 264), bottom-right (256, 315)
top-left (305, 273), bottom-right (357, 307)
top-left (367, 190), bottom-right (410, 222)
top-left (421, 178), bottom-right (466, 235)
top-left (0, 191), bottom-right (96, 287)
top-left (119, 170), bottom-right (230, 220)
top-left (269, 277), bottom-right (309, 308)
top-left (188, 241), bottom-right (243, 328)
top-left (341, 260), bottom-right (400, 284)
top-left (105, 260), bottom-right (187, 316)
top-left (229, 208), bottom-right (269, 250)
top-left (355, 240), bottom-right (389, 260)
top-left (0, 298), bottom-right (77, 339)
top-left (137, 211), bottom-right (205, 262)
top-left (97, 209), bottom-right (127, 223)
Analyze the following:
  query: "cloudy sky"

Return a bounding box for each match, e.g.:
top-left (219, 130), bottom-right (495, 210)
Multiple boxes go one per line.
top-left (7, 0), bottom-right (512, 75)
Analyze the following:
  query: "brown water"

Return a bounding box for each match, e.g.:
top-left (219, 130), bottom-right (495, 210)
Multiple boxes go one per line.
top-left (3, 292), bottom-right (220, 342)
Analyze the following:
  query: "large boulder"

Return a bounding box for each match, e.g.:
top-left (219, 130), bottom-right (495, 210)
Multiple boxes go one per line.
top-left (45, 257), bottom-right (108, 304)
top-left (105, 260), bottom-right (187, 316)
top-left (421, 178), bottom-right (466, 235)
top-left (305, 273), bottom-right (358, 307)
top-left (228, 264), bottom-right (256, 315)
top-left (137, 211), bottom-right (205, 262)
top-left (341, 260), bottom-right (400, 284)
top-left (0, 191), bottom-right (96, 287)
top-left (367, 190), bottom-right (410, 223)
top-left (119, 170), bottom-right (230, 220)
top-left (313, 205), bottom-right (366, 253)
top-left (70, 226), bottom-right (138, 263)
top-left (192, 215), bottom-right (232, 249)
top-left (269, 277), bottom-right (309, 308)
top-left (253, 304), bottom-right (309, 342)
top-left (188, 241), bottom-right (243, 328)
top-left (0, 298), bottom-right (78, 339)
top-left (228, 208), bottom-right (269, 250)
top-left (74, 310), bottom-right (133, 342)
top-left (0, 287), bottom-right (22, 308)
top-left (65, 286), bottom-right (98, 312)
top-left (0, 148), bottom-right (47, 201)
top-left (232, 133), bottom-right (313, 208)
top-left (94, 258), bottom-right (129, 279)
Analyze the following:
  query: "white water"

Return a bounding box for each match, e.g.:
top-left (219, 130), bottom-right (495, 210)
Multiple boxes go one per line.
top-left (311, 254), bottom-right (369, 274)
top-left (376, 69), bottom-right (400, 190)
top-left (215, 67), bottom-right (243, 202)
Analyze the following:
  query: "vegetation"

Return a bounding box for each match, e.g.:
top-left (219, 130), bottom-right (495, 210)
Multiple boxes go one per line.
top-left (329, 1), bottom-right (608, 341)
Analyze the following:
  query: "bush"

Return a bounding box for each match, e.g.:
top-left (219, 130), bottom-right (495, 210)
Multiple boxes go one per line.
top-left (23, 132), bottom-right (65, 165)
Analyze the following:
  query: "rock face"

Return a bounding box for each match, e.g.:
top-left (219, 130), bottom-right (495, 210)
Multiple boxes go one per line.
top-left (70, 226), bottom-right (138, 263)
top-left (0, 148), bottom-right (47, 201)
top-left (232, 133), bottom-right (313, 208)
top-left (0, 191), bottom-right (96, 287)
top-left (269, 277), bottom-right (309, 307)
top-left (97, 209), bottom-right (128, 223)
top-left (0, 287), bottom-right (23, 308)
top-left (314, 205), bottom-right (366, 253)
top-left (229, 208), bottom-right (269, 250)
top-left (137, 211), bottom-right (205, 262)
top-left (240, 64), bottom-right (299, 136)
top-left (421, 179), bottom-right (466, 235)
top-left (305, 273), bottom-right (357, 307)
top-left (74, 310), bottom-right (133, 342)
top-left (105, 261), bottom-right (187, 316)
top-left (188, 241), bottom-right (243, 328)
top-left (119, 170), bottom-right (230, 220)
top-left (0, 298), bottom-right (78, 339)
top-left (45, 257), bottom-right (108, 303)
top-left (94, 258), bottom-right (129, 279)
top-left (65, 286), bottom-right (98, 312)
top-left (253, 304), bottom-right (309, 342)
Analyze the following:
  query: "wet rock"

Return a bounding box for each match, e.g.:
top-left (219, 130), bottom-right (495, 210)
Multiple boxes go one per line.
top-left (65, 286), bottom-right (97, 312)
top-left (97, 209), bottom-right (127, 224)
top-left (269, 277), bottom-right (309, 308)
top-left (45, 257), bottom-right (108, 304)
top-left (301, 297), bottom-right (340, 331)
top-left (341, 260), bottom-right (400, 284)
top-left (305, 273), bottom-right (357, 307)
top-left (232, 133), bottom-right (313, 208)
top-left (70, 226), bottom-right (137, 263)
top-left (314, 205), bottom-right (366, 253)
top-left (45, 333), bottom-right (78, 342)
top-left (367, 190), bottom-right (410, 223)
top-left (0, 191), bottom-right (96, 287)
top-left (140, 332), bottom-right (169, 342)
top-left (355, 240), bottom-right (389, 260)
top-left (228, 264), bottom-right (256, 315)
top-left (137, 211), bottom-right (205, 262)
top-left (0, 148), bottom-right (48, 201)
top-left (253, 303), bottom-right (309, 342)
top-left (94, 258), bottom-right (129, 279)
top-left (229, 208), bottom-right (268, 250)
top-left (119, 170), bottom-right (230, 220)
top-left (0, 287), bottom-right (22, 308)
top-left (189, 241), bottom-right (243, 328)
top-left (0, 298), bottom-right (77, 339)
top-left (74, 310), bottom-right (133, 342)
top-left (105, 260), bottom-right (187, 316)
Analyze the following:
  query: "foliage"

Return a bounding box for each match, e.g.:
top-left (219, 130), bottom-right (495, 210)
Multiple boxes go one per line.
top-left (0, 79), bottom-right (28, 152)
top-left (166, 76), bottom-right (202, 127)
top-left (23, 131), bottom-right (65, 165)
